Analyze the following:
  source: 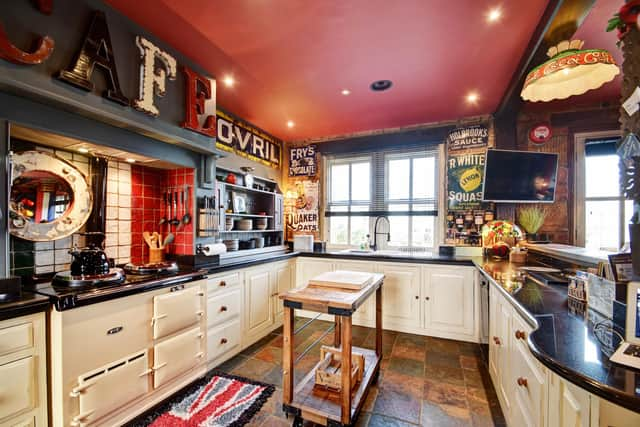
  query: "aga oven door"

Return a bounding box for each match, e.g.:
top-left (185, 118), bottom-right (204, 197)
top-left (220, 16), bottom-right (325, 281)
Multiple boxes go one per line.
top-left (70, 350), bottom-right (150, 426)
top-left (152, 285), bottom-right (204, 340)
top-left (153, 326), bottom-right (204, 389)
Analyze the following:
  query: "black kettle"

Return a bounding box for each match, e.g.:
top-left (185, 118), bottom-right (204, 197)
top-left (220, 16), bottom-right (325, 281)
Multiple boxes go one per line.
top-left (70, 244), bottom-right (110, 276)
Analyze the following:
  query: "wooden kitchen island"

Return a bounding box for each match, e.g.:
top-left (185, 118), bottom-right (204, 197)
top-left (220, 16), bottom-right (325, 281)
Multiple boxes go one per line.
top-left (279, 272), bottom-right (384, 427)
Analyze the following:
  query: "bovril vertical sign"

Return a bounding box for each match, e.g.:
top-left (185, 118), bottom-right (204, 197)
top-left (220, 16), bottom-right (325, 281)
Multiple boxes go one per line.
top-left (216, 110), bottom-right (282, 169)
top-left (446, 125), bottom-right (489, 210)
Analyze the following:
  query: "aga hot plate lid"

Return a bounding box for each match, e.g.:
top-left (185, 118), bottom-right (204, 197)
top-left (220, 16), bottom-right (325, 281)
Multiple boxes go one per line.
top-left (124, 261), bottom-right (178, 275)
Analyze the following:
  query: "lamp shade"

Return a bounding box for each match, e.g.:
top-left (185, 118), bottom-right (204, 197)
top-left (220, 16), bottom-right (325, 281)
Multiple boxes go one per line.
top-left (521, 40), bottom-right (619, 102)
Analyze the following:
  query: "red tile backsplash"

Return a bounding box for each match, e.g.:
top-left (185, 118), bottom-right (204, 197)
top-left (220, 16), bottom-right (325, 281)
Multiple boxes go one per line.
top-left (131, 165), bottom-right (195, 264)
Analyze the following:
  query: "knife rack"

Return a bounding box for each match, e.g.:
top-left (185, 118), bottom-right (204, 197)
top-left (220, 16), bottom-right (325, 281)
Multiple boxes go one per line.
top-left (197, 195), bottom-right (219, 237)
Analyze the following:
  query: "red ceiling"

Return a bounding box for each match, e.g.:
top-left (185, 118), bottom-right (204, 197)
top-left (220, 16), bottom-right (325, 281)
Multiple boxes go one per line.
top-left (105, 1), bottom-right (616, 141)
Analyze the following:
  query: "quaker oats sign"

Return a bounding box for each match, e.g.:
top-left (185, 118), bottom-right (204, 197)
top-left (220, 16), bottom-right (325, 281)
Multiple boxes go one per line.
top-left (286, 181), bottom-right (319, 238)
top-left (446, 125), bottom-right (490, 210)
top-left (289, 144), bottom-right (317, 177)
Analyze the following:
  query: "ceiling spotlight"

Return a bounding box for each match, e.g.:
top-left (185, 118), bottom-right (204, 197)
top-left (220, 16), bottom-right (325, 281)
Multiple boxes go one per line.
top-left (223, 75), bottom-right (235, 87)
top-left (370, 80), bottom-right (393, 91)
top-left (287, 120), bottom-right (295, 128)
top-left (77, 147), bottom-right (89, 153)
top-left (487, 8), bottom-right (502, 22)
top-left (125, 158), bottom-right (136, 163)
top-left (466, 92), bottom-right (479, 104)
top-left (341, 89), bottom-right (351, 95)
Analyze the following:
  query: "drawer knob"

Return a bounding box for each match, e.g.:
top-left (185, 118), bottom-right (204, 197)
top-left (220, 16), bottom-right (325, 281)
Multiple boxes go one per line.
top-left (517, 377), bottom-right (528, 388)
top-left (220, 338), bottom-right (228, 344)
top-left (415, 295), bottom-right (419, 300)
top-left (515, 330), bottom-right (526, 340)
top-left (493, 336), bottom-right (501, 345)
top-left (219, 280), bottom-right (227, 287)
top-left (220, 306), bottom-right (228, 312)
top-left (425, 296), bottom-right (430, 301)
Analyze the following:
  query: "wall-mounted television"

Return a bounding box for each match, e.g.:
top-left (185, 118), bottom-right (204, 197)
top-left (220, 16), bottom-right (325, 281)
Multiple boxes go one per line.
top-left (482, 149), bottom-right (559, 203)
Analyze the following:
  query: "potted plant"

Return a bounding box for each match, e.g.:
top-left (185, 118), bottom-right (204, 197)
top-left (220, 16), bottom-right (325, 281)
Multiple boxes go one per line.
top-left (517, 206), bottom-right (547, 242)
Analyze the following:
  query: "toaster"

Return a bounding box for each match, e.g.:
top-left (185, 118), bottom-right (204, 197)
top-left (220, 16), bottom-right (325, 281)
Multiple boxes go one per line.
top-left (293, 235), bottom-right (314, 252)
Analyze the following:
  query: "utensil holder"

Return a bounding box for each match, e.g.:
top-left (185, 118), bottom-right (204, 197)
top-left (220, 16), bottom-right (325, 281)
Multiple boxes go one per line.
top-left (149, 248), bottom-right (164, 264)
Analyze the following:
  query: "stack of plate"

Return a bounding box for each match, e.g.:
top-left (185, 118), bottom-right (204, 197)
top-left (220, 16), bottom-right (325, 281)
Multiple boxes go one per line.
top-left (223, 239), bottom-right (239, 251)
top-left (237, 219), bottom-right (253, 230)
top-left (254, 217), bottom-right (268, 230)
top-left (225, 217), bottom-right (234, 230)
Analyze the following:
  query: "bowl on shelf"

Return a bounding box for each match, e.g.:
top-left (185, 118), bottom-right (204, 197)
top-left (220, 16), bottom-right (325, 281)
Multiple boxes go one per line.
top-left (251, 237), bottom-right (265, 248)
top-left (237, 219), bottom-right (253, 230)
top-left (225, 217), bottom-right (234, 230)
top-left (239, 239), bottom-right (256, 250)
top-left (254, 218), bottom-right (268, 230)
top-left (223, 239), bottom-right (239, 251)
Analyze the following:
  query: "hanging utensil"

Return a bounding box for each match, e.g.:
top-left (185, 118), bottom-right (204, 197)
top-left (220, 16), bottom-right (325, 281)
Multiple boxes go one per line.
top-left (163, 232), bottom-right (175, 247)
top-left (159, 191), bottom-right (168, 226)
top-left (182, 186), bottom-right (192, 226)
top-left (170, 191), bottom-right (180, 226)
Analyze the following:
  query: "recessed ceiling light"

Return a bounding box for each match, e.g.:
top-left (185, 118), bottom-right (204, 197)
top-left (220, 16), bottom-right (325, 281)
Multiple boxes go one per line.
top-left (77, 147), bottom-right (89, 153)
top-left (223, 75), bottom-right (235, 87)
top-left (466, 92), bottom-right (479, 104)
top-left (341, 89), bottom-right (351, 95)
top-left (487, 7), bottom-right (502, 22)
top-left (370, 80), bottom-right (393, 91)
top-left (287, 120), bottom-right (295, 128)
top-left (125, 158), bottom-right (136, 163)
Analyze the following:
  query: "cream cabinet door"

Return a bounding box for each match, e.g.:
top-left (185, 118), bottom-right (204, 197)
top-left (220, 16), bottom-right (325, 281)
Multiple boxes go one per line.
top-left (244, 267), bottom-right (274, 338)
top-left (335, 260), bottom-right (376, 324)
top-left (0, 356), bottom-right (35, 423)
top-left (273, 262), bottom-right (294, 318)
top-left (296, 258), bottom-right (334, 288)
top-left (153, 326), bottom-right (204, 389)
top-left (490, 287), bottom-right (513, 418)
top-left (152, 285), bottom-right (204, 340)
top-left (548, 373), bottom-right (591, 427)
top-left (423, 266), bottom-right (475, 336)
top-left (377, 263), bottom-right (421, 329)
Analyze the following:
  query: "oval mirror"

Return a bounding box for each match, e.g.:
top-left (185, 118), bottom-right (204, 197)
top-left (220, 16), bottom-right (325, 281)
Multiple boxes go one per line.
top-left (9, 151), bottom-right (92, 241)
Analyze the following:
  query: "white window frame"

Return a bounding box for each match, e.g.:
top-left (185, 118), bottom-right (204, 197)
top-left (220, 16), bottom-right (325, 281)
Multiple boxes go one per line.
top-left (574, 130), bottom-right (624, 249)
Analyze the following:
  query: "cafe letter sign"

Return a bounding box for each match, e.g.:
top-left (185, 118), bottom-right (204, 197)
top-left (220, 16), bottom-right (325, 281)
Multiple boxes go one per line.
top-left (289, 144), bottom-right (317, 177)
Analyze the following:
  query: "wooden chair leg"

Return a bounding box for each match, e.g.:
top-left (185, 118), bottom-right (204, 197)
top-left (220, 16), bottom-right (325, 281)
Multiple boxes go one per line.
top-left (334, 315), bottom-right (341, 347)
top-left (376, 285), bottom-right (382, 358)
top-left (283, 306), bottom-right (294, 404)
top-left (341, 316), bottom-right (352, 425)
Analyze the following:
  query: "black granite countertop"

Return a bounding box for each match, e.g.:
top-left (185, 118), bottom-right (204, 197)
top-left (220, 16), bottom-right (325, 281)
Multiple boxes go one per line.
top-left (475, 258), bottom-right (640, 413)
top-left (298, 249), bottom-right (476, 265)
top-left (0, 292), bottom-right (50, 321)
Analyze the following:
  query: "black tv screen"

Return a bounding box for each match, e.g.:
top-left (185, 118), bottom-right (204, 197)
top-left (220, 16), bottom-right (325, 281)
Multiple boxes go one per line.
top-left (482, 149), bottom-right (558, 203)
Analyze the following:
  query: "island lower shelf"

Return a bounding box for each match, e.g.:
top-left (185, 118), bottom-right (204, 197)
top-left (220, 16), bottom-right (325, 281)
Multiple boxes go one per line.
top-left (291, 346), bottom-right (380, 423)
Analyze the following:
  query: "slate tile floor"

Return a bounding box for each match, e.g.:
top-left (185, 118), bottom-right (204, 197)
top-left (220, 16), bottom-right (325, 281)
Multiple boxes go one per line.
top-left (216, 318), bottom-right (506, 427)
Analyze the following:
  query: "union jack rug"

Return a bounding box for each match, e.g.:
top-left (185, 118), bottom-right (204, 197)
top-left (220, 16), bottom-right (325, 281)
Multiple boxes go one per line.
top-left (128, 372), bottom-right (275, 427)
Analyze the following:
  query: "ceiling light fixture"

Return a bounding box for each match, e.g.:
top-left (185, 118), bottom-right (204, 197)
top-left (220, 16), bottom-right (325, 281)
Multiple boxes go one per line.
top-left (223, 75), bottom-right (235, 87)
top-left (341, 89), bottom-right (351, 95)
top-left (287, 120), bottom-right (295, 128)
top-left (370, 80), bottom-right (393, 91)
top-left (466, 92), bottom-right (479, 104)
top-left (77, 147), bottom-right (89, 153)
top-left (125, 158), bottom-right (136, 163)
top-left (521, 39), bottom-right (619, 102)
top-left (487, 8), bottom-right (502, 22)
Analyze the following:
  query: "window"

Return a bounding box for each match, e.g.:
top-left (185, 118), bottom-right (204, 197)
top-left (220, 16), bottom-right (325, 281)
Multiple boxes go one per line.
top-left (576, 134), bottom-right (630, 251)
top-left (325, 148), bottom-right (439, 248)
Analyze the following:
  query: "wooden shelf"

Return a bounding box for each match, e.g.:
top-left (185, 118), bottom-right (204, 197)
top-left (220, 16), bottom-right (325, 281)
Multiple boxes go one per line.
top-left (291, 347), bottom-right (380, 424)
top-left (226, 213), bottom-right (273, 218)
top-left (219, 181), bottom-right (279, 196)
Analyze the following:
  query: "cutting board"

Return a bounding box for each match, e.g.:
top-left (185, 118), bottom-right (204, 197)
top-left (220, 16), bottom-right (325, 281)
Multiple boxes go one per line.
top-left (308, 270), bottom-right (374, 290)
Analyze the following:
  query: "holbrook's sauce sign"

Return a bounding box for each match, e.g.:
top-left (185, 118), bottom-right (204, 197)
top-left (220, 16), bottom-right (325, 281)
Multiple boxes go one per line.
top-left (446, 125), bottom-right (490, 210)
top-left (0, 1), bottom-right (216, 139)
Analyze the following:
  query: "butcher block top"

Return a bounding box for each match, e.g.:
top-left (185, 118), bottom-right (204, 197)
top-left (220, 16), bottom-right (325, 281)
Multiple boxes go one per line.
top-left (280, 272), bottom-right (384, 314)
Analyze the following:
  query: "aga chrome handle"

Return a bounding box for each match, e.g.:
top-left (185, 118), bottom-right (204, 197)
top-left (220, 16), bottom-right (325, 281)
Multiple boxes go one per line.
top-left (70, 410), bottom-right (96, 426)
top-left (493, 336), bottom-right (501, 345)
top-left (69, 383), bottom-right (92, 398)
top-left (195, 351), bottom-right (204, 359)
top-left (150, 313), bottom-right (168, 326)
top-left (138, 368), bottom-right (153, 378)
top-left (515, 330), bottom-right (526, 340)
top-left (153, 362), bottom-right (167, 371)
top-left (517, 377), bottom-right (528, 388)
top-left (196, 310), bottom-right (204, 317)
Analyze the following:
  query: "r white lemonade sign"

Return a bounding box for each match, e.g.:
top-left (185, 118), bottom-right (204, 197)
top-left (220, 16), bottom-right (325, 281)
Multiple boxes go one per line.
top-left (446, 125), bottom-right (489, 210)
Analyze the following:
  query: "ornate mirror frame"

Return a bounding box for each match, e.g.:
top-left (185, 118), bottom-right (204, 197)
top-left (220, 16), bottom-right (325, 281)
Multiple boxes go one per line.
top-left (10, 150), bottom-right (93, 241)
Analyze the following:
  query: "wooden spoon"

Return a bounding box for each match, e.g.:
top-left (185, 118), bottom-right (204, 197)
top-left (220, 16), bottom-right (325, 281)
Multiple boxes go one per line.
top-left (142, 231), bottom-right (154, 248)
top-left (152, 232), bottom-right (161, 248)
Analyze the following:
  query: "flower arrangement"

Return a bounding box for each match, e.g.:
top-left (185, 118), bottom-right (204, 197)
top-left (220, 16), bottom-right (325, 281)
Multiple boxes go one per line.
top-left (481, 220), bottom-right (523, 248)
top-left (518, 206), bottom-right (548, 235)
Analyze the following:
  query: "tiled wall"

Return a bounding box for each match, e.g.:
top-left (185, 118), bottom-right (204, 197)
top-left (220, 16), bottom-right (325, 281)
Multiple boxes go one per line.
top-left (104, 161), bottom-right (133, 264)
top-left (130, 166), bottom-right (195, 264)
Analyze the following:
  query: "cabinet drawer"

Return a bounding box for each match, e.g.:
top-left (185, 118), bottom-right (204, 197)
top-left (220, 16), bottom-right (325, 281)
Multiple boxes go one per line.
top-left (0, 322), bottom-right (33, 357)
top-left (0, 357), bottom-right (35, 422)
top-left (207, 321), bottom-right (241, 362)
top-left (153, 286), bottom-right (204, 340)
top-left (512, 341), bottom-right (546, 427)
top-left (153, 326), bottom-right (204, 388)
top-left (9, 416), bottom-right (35, 427)
top-left (71, 350), bottom-right (150, 426)
top-left (207, 289), bottom-right (241, 328)
top-left (207, 272), bottom-right (241, 295)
